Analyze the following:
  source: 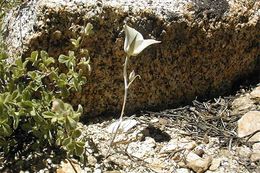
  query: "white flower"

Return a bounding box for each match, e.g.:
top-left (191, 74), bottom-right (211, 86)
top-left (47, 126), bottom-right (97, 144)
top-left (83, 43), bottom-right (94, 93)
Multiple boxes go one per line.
top-left (124, 25), bottom-right (161, 56)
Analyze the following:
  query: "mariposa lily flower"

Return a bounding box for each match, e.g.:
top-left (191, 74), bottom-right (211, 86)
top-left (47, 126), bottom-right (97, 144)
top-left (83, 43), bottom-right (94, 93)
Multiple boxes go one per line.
top-left (124, 25), bottom-right (161, 56)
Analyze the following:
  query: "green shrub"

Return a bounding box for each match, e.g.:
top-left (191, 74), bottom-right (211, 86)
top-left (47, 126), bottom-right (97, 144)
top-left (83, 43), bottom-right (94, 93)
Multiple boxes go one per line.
top-left (0, 22), bottom-right (93, 159)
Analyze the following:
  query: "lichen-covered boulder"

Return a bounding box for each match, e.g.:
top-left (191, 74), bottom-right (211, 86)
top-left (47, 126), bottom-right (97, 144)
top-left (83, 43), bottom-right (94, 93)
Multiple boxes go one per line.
top-left (2, 0), bottom-right (260, 116)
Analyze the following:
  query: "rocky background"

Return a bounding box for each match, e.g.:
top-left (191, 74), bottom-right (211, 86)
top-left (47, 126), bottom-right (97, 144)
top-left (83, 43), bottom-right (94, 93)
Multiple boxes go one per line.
top-left (0, 1), bottom-right (260, 172)
top-left (2, 0), bottom-right (260, 117)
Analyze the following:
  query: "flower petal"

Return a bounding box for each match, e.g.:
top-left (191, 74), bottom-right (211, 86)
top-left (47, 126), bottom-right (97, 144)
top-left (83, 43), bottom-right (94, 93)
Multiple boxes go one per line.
top-left (124, 25), bottom-right (138, 53)
top-left (127, 34), bottom-right (140, 56)
top-left (132, 39), bottom-right (161, 56)
top-left (134, 29), bottom-right (144, 42)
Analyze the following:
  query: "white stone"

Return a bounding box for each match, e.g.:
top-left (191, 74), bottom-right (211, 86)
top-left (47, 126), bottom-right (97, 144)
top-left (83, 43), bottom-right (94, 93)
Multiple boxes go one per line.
top-left (231, 96), bottom-right (255, 115)
top-left (87, 155), bottom-right (97, 166)
top-left (160, 139), bottom-right (178, 154)
top-left (176, 168), bottom-right (190, 173)
top-left (93, 169), bottom-right (102, 173)
top-left (150, 118), bottom-right (159, 123)
top-left (253, 143), bottom-right (260, 151)
top-left (107, 119), bottom-right (138, 133)
top-left (237, 111), bottom-right (260, 142)
top-left (250, 152), bottom-right (260, 162)
top-left (57, 160), bottom-right (83, 173)
top-left (186, 152), bottom-right (201, 163)
top-left (144, 157), bottom-right (167, 172)
top-left (209, 158), bottom-right (221, 171)
top-left (250, 86), bottom-right (260, 102)
top-left (236, 146), bottom-right (252, 158)
top-left (186, 152), bottom-right (212, 173)
top-left (251, 143), bottom-right (260, 162)
top-left (144, 137), bottom-right (156, 148)
top-left (179, 141), bottom-right (197, 150)
top-left (127, 137), bottom-right (156, 158)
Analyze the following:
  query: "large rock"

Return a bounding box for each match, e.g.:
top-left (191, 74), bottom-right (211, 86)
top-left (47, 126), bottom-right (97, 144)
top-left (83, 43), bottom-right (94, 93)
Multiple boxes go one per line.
top-left (2, 0), bottom-right (260, 116)
top-left (237, 111), bottom-right (260, 142)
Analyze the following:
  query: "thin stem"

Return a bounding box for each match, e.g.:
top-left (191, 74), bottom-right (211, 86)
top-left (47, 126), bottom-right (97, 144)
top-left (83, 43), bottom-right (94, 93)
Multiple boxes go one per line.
top-left (106, 55), bottom-right (129, 157)
top-left (120, 55), bottom-right (129, 120)
top-left (128, 75), bottom-right (141, 88)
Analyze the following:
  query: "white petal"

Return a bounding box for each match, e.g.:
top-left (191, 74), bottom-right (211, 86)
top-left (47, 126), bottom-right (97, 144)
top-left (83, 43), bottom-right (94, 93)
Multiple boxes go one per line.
top-left (132, 39), bottom-right (161, 56)
top-left (124, 25), bottom-right (138, 53)
top-left (135, 29), bottom-right (144, 42)
top-left (127, 34), bottom-right (138, 56)
top-left (129, 70), bottom-right (136, 81)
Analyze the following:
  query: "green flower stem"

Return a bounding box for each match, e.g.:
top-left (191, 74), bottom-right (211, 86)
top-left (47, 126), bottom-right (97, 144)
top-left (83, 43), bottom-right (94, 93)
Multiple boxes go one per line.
top-left (107, 55), bottom-right (130, 156)
top-left (121, 55), bottom-right (129, 120)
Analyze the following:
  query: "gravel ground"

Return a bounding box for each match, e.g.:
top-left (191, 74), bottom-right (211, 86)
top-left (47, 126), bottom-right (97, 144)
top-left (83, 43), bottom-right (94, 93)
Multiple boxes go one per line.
top-left (1, 82), bottom-right (259, 173)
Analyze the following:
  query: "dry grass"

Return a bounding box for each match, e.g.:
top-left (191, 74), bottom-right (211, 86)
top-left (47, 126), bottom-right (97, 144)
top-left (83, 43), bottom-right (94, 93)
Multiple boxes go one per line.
top-left (145, 89), bottom-right (258, 149)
